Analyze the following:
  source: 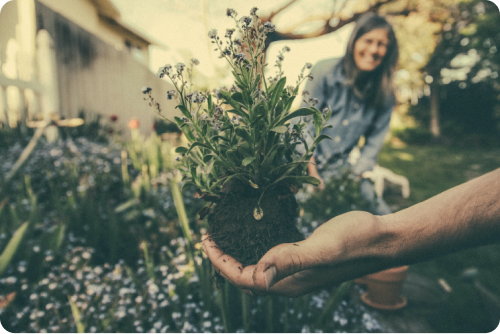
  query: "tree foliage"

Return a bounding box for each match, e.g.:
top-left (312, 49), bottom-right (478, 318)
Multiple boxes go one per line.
top-left (414, 0), bottom-right (500, 141)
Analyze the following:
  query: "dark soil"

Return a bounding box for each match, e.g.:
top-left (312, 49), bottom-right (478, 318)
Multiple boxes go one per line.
top-left (207, 180), bottom-right (304, 267)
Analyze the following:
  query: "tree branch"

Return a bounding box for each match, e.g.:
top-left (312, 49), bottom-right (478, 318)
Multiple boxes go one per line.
top-left (266, 0), bottom-right (301, 21)
top-left (263, 1), bottom-right (414, 49)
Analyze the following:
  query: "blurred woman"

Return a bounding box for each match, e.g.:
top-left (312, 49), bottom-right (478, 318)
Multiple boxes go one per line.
top-left (302, 12), bottom-right (399, 215)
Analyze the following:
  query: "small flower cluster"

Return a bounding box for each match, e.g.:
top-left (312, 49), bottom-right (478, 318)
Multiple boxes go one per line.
top-left (270, 46), bottom-right (291, 83)
top-left (142, 86), bottom-right (162, 114)
top-left (0, 244), bottom-right (224, 333)
top-left (302, 89), bottom-right (319, 106)
top-left (296, 62), bottom-right (314, 86)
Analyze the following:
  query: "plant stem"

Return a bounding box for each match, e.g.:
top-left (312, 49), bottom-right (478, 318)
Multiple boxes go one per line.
top-left (169, 176), bottom-right (194, 261)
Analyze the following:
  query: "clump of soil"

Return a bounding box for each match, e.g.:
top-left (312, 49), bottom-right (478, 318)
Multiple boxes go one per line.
top-left (207, 179), bottom-right (304, 267)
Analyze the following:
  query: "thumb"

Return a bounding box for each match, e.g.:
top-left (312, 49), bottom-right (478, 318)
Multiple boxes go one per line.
top-left (252, 241), bottom-right (311, 291)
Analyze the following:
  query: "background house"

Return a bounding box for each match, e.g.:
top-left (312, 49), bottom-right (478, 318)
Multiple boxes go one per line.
top-left (0, 0), bottom-right (177, 135)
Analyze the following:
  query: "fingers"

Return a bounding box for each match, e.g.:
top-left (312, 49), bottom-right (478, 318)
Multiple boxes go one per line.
top-left (319, 176), bottom-right (325, 191)
top-left (201, 235), bottom-right (256, 289)
top-left (202, 235), bottom-right (324, 297)
top-left (252, 241), bottom-right (310, 291)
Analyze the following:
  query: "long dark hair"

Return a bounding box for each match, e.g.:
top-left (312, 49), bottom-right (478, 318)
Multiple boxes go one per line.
top-left (342, 12), bottom-right (399, 109)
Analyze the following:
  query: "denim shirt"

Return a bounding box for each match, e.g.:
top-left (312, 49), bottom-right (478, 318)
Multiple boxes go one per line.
top-left (299, 57), bottom-right (394, 175)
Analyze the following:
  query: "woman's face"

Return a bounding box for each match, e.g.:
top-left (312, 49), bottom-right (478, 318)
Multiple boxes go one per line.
top-left (353, 28), bottom-right (389, 72)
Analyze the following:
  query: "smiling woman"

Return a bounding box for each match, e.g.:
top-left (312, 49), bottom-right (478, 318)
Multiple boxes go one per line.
top-left (301, 12), bottom-right (399, 217)
top-left (353, 28), bottom-right (389, 72)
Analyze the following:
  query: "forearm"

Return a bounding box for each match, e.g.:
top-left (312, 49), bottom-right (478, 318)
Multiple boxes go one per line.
top-left (380, 168), bottom-right (500, 265)
top-left (307, 156), bottom-right (319, 176)
top-left (294, 168), bottom-right (500, 286)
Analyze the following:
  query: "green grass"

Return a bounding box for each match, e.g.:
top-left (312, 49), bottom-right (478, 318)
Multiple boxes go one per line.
top-left (378, 144), bottom-right (500, 333)
top-left (379, 144), bottom-right (500, 206)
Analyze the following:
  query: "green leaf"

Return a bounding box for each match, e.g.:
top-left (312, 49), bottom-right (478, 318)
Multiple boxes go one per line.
top-left (174, 116), bottom-right (184, 127)
top-left (175, 146), bottom-right (189, 154)
top-left (235, 127), bottom-right (253, 144)
top-left (316, 281), bottom-right (353, 327)
top-left (202, 121), bottom-right (208, 137)
top-left (231, 92), bottom-right (245, 105)
top-left (284, 95), bottom-right (296, 111)
top-left (207, 94), bottom-right (213, 110)
top-left (242, 156), bottom-right (255, 166)
top-left (49, 223), bottom-right (65, 253)
top-left (209, 173), bottom-right (246, 191)
top-left (260, 143), bottom-right (280, 170)
top-left (213, 157), bottom-right (234, 171)
top-left (236, 141), bottom-right (252, 156)
top-left (277, 175), bottom-right (321, 186)
top-left (203, 154), bottom-right (216, 163)
top-left (232, 70), bottom-right (245, 87)
top-left (252, 73), bottom-right (262, 91)
top-left (115, 198), bottom-right (140, 213)
top-left (226, 108), bottom-right (250, 122)
top-left (226, 149), bottom-right (241, 165)
top-left (313, 134), bottom-right (333, 147)
top-left (176, 104), bottom-right (191, 119)
top-left (210, 135), bottom-right (230, 143)
top-left (269, 77), bottom-right (287, 110)
top-left (220, 91), bottom-right (246, 116)
top-left (277, 108), bottom-right (316, 126)
top-left (186, 142), bottom-right (213, 155)
top-left (251, 114), bottom-right (265, 127)
top-left (253, 103), bottom-right (266, 117)
top-left (268, 161), bottom-right (300, 179)
top-left (205, 160), bottom-right (215, 175)
top-left (190, 165), bottom-right (198, 180)
top-left (0, 222), bottom-right (29, 276)
top-left (68, 296), bottom-right (86, 333)
top-left (270, 125), bottom-right (288, 133)
top-left (181, 180), bottom-right (197, 191)
top-left (181, 124), bottom-right (195, 142)
top-left (275, 100), bottom-right (284, 118)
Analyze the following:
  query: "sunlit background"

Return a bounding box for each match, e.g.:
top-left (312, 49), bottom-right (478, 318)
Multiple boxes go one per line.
top-left (111, 0), bottom-right (353, 81)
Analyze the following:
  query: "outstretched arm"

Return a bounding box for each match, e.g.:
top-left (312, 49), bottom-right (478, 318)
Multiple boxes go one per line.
top-left (203, 168), bottom-right (500, 297)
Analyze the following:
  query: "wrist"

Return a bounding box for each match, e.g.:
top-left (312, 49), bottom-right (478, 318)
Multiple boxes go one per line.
top-left (312, 212), bottom-right (400, 277)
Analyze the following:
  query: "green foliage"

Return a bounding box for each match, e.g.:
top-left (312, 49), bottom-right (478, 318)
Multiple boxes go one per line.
top-left (407, 81), bottom-right (500, 144)
top-left (145, 9), bottom-right (331, 216)
top-left (300, 164), bottom-right (374, 223)
top-left (392, 126), bottom-right (434, 145)
top-left (68, 296), bottom-right (85, 333)
top-left (0, 222), bottom-right (29, 276)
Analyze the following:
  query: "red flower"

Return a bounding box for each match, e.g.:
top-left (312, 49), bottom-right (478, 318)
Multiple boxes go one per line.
top-left (110, 115), bottom-right (118, 122)
top-left (128, 118), bottom-right (140, 130)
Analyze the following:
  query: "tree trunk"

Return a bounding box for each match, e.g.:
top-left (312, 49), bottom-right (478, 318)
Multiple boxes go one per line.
top-left (430, 83), bottom-right (441, 138)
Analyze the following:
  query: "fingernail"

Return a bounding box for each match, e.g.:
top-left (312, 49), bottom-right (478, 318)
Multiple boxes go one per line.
top-left (264, 266), bottom-right (277, 290)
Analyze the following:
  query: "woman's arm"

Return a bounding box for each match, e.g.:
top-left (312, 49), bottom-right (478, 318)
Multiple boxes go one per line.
top-left (203, 168), bottom-right (500, 297)
top-left (352, 101), bottom-right (393, 175)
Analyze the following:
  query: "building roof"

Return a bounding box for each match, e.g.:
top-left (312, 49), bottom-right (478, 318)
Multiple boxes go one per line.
top-left (90, 0), bottom-right (166, 48)
top-left (89, 0), bottom-right (120, 19)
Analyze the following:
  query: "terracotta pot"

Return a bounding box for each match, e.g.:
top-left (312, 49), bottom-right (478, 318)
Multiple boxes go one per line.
top-left (356, 265), bottom-right (409, 310)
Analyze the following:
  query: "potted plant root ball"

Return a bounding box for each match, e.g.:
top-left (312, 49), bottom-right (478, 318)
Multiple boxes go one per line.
top-left (143, 8), bottom-right (332, 267)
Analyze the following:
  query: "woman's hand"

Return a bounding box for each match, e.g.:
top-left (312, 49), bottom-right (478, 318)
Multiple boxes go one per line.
top-left (307, 156), bottom-right (325, 190)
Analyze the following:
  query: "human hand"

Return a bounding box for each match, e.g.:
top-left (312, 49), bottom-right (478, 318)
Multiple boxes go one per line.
top-left (202, 234), bottom-right (333, 297)
top-left (307, 157), bottom-right (325, 191)
top-left (202, 211), bottom-right (386, 297)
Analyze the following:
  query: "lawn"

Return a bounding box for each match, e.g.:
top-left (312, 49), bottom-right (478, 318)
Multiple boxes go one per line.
top-left (379, 144), bottom-right (500, 207)
top-left (378, 143), bottom-right (500, 333)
